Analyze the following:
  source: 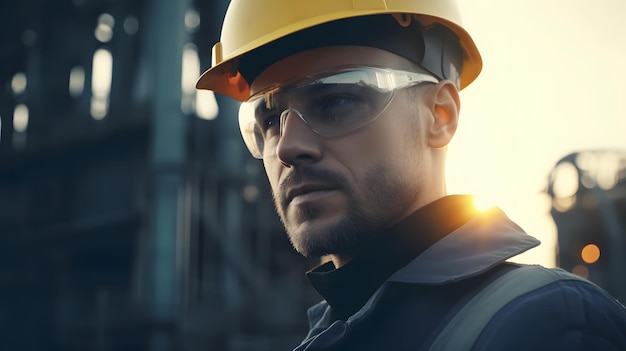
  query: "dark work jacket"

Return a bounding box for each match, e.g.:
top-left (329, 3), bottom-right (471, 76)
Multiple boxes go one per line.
top-left (293, 204), bottom-right (626, 351)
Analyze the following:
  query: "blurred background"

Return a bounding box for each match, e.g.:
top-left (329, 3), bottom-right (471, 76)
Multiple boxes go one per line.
top-left (0, 1), bottom-right (624, 350)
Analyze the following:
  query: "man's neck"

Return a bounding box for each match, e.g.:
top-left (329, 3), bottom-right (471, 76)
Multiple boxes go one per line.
top-left (328, 194), bottom-right (448, 269)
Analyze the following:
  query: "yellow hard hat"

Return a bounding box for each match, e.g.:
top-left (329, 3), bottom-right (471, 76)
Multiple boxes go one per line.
top-left (196, 0), bottom-right (482, 101)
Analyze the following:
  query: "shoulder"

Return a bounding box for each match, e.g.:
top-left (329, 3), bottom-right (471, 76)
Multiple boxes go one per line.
top-left (473, 266), bottom-right (626, 351)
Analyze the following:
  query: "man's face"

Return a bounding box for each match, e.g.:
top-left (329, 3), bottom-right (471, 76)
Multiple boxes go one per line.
top-left (249, 46), bottom-right (438, 258)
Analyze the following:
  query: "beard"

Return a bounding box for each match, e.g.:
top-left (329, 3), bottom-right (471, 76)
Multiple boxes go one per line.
top-left (271, 160), bottom-right (417, 258)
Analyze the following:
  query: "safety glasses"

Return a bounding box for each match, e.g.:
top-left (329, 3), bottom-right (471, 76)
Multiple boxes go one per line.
top-left (238, 66), bottom-right (439, 159)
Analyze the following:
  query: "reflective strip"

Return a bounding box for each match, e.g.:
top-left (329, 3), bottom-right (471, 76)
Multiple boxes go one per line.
top-left (429, 265), bottom-right (588, 351)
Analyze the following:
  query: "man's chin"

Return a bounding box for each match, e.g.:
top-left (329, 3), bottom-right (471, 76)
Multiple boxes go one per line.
top-left (285, 216), bottom-right (369, 258)
top-left (285, 219), bottom-right (335, 257)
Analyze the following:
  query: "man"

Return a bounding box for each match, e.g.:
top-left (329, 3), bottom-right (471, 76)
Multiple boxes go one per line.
top-left (197, 1), bottom-right (626, 350)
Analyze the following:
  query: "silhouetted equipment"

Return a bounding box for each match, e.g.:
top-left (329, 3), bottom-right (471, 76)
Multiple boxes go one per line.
top-left (0, 1), bottom-right (320, 350)
top-left (547, 150), bottom-right (626, 303)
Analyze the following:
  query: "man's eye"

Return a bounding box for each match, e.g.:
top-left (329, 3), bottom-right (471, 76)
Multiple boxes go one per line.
top-left (320, 94), bottom-right (356, 111)
top-left (318, 95), bottom-right (359, 115)
top-left (315, 94), bottom-right (363, 125)
top-left (261, 114), bottom-right (280, 133)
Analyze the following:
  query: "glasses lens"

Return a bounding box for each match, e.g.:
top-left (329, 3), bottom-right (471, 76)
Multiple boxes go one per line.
top-left (238, 101), bottom-right (265, 158)
top-left (239, 68), bottom-right (402, 158)
top-left (291, 70), bottom-right (393, 136)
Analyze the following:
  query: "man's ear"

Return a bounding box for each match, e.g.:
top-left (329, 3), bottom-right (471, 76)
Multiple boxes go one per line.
top-left (427, 80), bottom-right (460, 148)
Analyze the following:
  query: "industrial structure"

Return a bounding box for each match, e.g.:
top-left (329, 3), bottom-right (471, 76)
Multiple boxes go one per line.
top-left (0, 1), bottom-right (320, 350)
top-left (547, 150), bottom-right (626, 303)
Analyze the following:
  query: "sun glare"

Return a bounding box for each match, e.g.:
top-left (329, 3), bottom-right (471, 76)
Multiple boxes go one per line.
top-left (472, 195), bottom-right (495, 211)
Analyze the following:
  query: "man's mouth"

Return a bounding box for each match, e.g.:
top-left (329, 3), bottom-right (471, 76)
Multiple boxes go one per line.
top-left (285, 184), bottom-right (337, 204)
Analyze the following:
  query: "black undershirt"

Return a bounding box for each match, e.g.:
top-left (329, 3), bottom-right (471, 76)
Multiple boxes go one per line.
top-left (306, 195), bottom-right (477, 320)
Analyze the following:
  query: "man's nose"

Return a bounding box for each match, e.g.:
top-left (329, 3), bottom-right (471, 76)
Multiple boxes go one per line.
top-left (275, 109), bottom-right (322, 167)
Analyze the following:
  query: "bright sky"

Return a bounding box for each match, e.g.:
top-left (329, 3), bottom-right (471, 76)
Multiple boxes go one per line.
top-left (447, 1), bottom-right (626, 267)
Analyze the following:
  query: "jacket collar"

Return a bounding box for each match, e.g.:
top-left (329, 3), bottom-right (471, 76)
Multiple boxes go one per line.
top-left (388, 206), bottom-right (540, 284)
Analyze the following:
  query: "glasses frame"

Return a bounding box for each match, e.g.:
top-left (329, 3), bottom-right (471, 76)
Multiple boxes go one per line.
top-left (239, 65), bottom-right (439, 159)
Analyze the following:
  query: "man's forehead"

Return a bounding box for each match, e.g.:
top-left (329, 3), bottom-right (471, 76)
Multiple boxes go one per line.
top-left (249, 46), bottom-right (410, 96)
